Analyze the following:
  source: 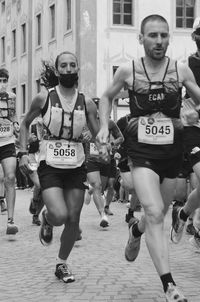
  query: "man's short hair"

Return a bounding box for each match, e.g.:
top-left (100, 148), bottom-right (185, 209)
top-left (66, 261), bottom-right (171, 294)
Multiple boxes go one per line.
top-left (0, 68), bottom-right (9, 80)
top-left (140, 14), bottom-right (169, 34)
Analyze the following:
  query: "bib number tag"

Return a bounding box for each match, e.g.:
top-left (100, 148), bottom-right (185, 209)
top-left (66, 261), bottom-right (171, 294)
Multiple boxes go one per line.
top-left (0, 120), bottom-right (12, 137)
top-left (138, 117), bottom-right (174, 145)
top-left (46, 141), bottom-right (77, 164)
top-left (89, 143), bottom-right (99, 156)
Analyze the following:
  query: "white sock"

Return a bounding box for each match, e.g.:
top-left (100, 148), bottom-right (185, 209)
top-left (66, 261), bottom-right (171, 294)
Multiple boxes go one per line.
top-left (56, 257), bottom-right (66, 265)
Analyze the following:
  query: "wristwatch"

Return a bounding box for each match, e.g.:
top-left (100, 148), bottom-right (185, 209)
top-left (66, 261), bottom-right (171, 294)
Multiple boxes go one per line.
top-left (18, 151), bottom-right (28, 159)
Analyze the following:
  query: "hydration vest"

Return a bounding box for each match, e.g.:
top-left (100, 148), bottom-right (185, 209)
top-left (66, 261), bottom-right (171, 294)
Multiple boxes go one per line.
top-left (0, 91), bottom-right (15, 119)
top-left (41, 88), bottom-right (87, 141)
top-left (128, 57), bottom-right (182, 118)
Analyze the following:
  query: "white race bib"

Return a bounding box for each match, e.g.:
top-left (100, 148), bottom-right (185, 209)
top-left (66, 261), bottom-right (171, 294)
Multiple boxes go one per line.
top-left (89, 142), bottom-right (99, 156)
top-left (138, 116), bottom-right (174, 145)
top-left (46, 141), bottom-right (78, 165)
top-left (0, 120), bottom-right (13, 137)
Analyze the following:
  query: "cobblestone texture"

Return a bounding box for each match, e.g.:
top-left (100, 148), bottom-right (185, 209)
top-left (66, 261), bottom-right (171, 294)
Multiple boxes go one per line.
top-left (0, 189), bottom-right (200, 302)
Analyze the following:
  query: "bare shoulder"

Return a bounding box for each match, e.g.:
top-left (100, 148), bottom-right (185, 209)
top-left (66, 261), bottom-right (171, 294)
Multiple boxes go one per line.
top-left (8, 91), bottom-right (16, 99)
top-left (177, 60), bottom-right (191, 82)
top-left (84, 95), bottom-right (96, 112)
top-left (31, 89), bottom-right (48, 109)
top-left (116, 62), bottom-right (133, 79)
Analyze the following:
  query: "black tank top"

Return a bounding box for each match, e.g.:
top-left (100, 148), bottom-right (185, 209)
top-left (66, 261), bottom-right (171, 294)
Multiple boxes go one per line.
top-left (128, 57), bottom-right (182, 118)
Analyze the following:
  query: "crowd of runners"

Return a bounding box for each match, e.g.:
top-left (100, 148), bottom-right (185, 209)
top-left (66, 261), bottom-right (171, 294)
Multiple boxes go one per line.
top-left (1, 13), bottom-right (200, 302)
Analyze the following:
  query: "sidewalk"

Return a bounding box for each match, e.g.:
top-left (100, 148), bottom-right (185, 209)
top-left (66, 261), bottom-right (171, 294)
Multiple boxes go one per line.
top-left (0, 189), bottom-right (199, 302)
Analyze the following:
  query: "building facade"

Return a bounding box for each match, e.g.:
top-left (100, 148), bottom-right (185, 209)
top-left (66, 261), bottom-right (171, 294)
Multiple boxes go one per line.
top-left (0, 0), bottom-right (199, 121)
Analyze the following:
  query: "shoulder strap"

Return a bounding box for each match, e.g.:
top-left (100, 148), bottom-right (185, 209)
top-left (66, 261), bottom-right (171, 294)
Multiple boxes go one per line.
top-left (132, 60), bottom-right (135, 90)
top-left (162, 57), bottom-right (170, 81)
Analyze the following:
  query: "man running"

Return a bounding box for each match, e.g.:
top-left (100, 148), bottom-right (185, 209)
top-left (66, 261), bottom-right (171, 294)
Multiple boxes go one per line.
top-left (96, 14), bottom-right (200, 302)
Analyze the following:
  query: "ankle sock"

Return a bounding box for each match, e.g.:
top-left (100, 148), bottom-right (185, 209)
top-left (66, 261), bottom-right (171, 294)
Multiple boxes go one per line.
top-left (179, 208), bottom-right (189, 222)
top-left (160, 273), bottom-right (176, 293)
top-left (56, 257), bottom-right (66, 265)
top-left (132, 222), bottom-right (143, 238)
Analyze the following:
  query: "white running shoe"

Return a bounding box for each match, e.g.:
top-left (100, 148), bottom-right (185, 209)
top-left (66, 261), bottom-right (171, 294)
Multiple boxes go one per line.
top-left (189, 228), bottom-right (200, 250)
top-left (165, 283), bottom-right (188, 302)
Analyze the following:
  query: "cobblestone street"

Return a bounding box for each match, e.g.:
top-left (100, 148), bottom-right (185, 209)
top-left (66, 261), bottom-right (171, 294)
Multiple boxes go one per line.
top-left (0, 189), bottom-right (200, 302)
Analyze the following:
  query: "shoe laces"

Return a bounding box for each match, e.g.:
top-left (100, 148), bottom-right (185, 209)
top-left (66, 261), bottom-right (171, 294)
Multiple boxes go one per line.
top-left (166, 283), bottom-right (186, 301)
top-left (59, 264), bottom-right (71, 275)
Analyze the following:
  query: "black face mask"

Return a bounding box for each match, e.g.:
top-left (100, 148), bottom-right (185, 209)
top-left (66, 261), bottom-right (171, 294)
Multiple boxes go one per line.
top-left (58, 73), bottom-right (78, 88)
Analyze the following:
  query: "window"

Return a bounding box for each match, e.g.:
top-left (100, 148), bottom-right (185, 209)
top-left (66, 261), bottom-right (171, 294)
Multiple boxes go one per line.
top-left (66, 0), bottom-right (71, 31)
top-left (1, 1), bottom-right (5, 13)
top-left (21, 84), bottom-right (26, 113)
top-left (113, 0), bottom-right (133, 26)
top-left (36, 79), bottom-right (41, 93)
top-left (21, 23), bottom-right (26, 53)
top-left (50, 4), bottom-right (55, 39)
top-left (113, 66), bottom-right (119, 76)
top-left (12, 29), bottom-right (16, 58)
top-left (36, 13), bottom-right (42, 46)
top-left (12, 87), bottom-right (16, 95)
top-left (1, 36), bottom-right (5, 63)
top-left (176, 0), bottom-right (195, 28)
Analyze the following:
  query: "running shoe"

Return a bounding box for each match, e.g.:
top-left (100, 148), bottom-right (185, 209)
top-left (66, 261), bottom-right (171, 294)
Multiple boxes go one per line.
top-left (170, 207), bottom-right (186, 244)
top-left (189, 229), bottom-right (200, 249)
top-left (6, 218), bottom-right (18, 235)
top-left (125, 217), bottom-right (141, 262)
top-left (165, 283), bottom-right (188, 302)
top-left (29, 198), bottom-right (37, 215)
top-left (186, 223), bottom-right (196, 236)
top-left (0, 199), bottom-right (7, 213)
top-left (104, 206), bottom-right (113, 216)
top-left (55, 263), bottom-right (75, 283)
top-left (100, 214), bottom-right (109, 228)
top-left (39, 210), bottom-right (53, 246)
top-left (32, 214), bottom-right (41, 226)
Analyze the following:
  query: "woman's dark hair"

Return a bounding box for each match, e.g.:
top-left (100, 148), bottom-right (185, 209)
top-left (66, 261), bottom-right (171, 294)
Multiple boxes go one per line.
top-left (40, 60), bottom-right (58, 88)
top-left (55, 51), bottom-right (78, 70)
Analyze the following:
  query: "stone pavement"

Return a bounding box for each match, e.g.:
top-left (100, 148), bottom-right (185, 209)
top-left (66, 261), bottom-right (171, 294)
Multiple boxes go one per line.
top-left (0, 189), bottom-right (200, 302)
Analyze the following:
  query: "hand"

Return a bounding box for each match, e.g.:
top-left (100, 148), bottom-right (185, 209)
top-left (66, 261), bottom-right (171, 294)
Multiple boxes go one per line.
top-left (19, 155), bottom-right (32, 175)
top-left (181, 109), bottom-right (199, 125)
top-left (80, 130), bottom-right (92, 142)
top-left (96, 127), bottom-right (109, 145)
top-left (96, 127), bottom-right (110, 162)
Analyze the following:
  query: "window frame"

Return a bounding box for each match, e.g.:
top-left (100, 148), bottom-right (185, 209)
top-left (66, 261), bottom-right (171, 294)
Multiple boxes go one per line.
top-left (21, 23), bottom-right (27, 54)
top-left (175, 0), bottom-right (196, 30)
top-left (12, 28), bottom-right (17, 58)
top-left (112, 0), bottom-right (134, 27)
top-left (66, 0), bottom-right (72, 32)
top-left (1, 36), bottom-right (5, 63)
top-left (49, 3), bottom-right (56, 40)
top-left (36, 13), bottom-right (42, 47)
top-left (21, 83), bottom-right (26, 114)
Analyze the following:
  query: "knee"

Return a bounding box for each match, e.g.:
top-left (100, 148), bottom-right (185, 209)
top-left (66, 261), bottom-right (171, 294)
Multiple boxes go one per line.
top-left (4, 173), bottom-right (15, 186)
top-left (91, 182), bottom-right (102, 193)
top-left (68, 209), bottom-right (81, 224)
top-left (49, 209), bottom-right (68, 226)
top-left (145, 206), bottom-right (164, 225)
